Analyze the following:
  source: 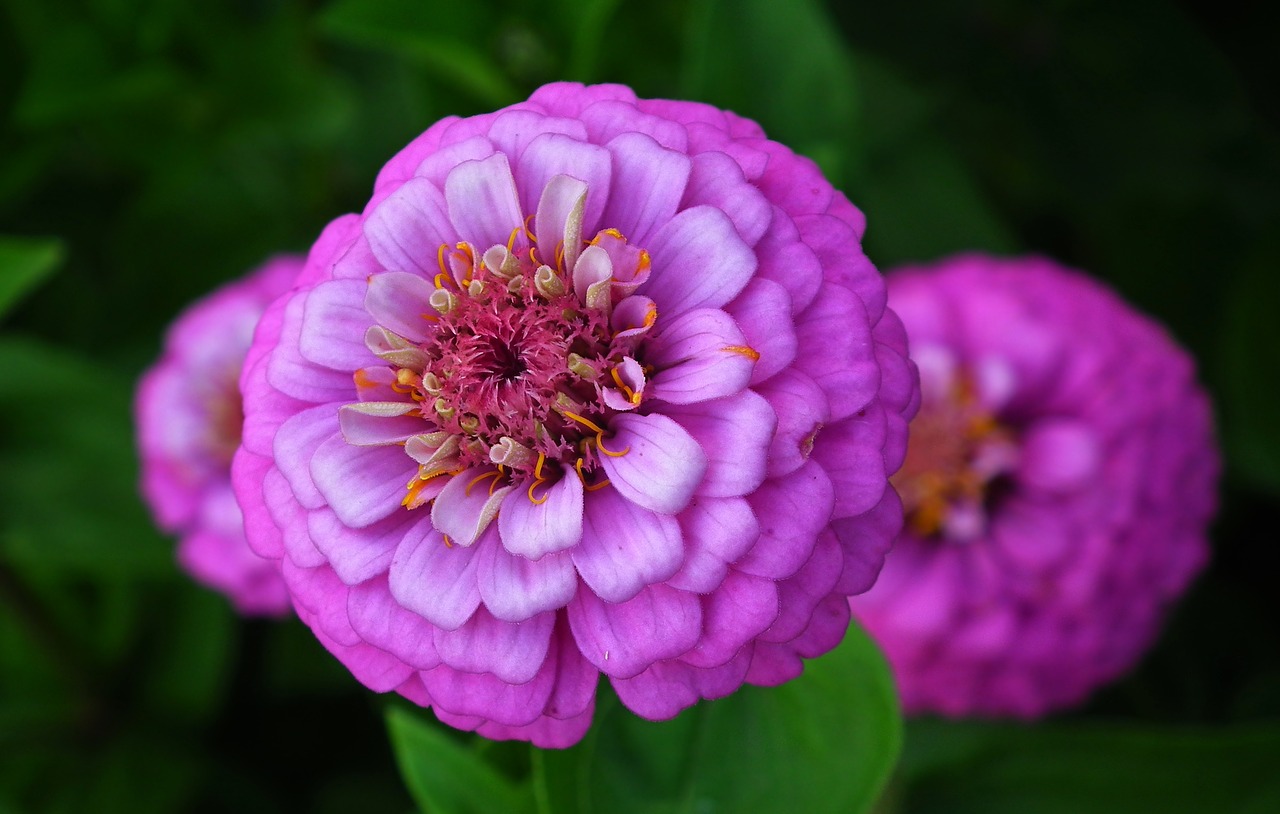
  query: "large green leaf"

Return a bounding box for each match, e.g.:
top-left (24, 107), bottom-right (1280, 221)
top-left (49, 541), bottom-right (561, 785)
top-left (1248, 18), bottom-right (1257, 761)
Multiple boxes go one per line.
top-left (681, 0), bottom-right (860, 179)
top-left (899, 719), bottom-right (1280, 814)
top-left (387, 705), bottom-right (534, 814)
top-left (0, 237), bottom-right (63, 322)
top-left (320, 0), bottom-right (519, 108)
top-left (534, 619), bottom-right (901, 814)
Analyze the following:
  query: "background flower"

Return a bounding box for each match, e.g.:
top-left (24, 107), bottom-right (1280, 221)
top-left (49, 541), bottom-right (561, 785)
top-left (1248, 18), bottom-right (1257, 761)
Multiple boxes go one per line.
top-left (850, 254), bottom-right (1219, 717)
top-left (233, 82), bottom-right (916, 746)
top-left (136, 256), bottom-right (301, 616)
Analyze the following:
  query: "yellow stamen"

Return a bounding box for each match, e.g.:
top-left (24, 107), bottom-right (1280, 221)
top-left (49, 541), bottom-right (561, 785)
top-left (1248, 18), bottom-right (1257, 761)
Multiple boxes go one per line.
top-left (609, 366), bottom-right (638, 404)
top-left (506, 225), bottom-right (522, 253)
top-left (523, 214), bottom-right (537, 242)
top-left (443, 534), bottom-right (454, 548)
top-left (465, 470), bottom-right (502, 496)
top-left (562, 411), bottom-right (606, 435)
top-left (723, 345), bottom-right (761, 362)
top-left (563, 411), bottom-right (631, 457)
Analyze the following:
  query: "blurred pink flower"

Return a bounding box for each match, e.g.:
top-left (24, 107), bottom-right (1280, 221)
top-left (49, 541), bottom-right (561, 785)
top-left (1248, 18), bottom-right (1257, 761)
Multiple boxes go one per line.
top-left (232, 82), bottom-right (917, 747)
top-left (136, 256), bottom-right (300, 616)
top-left (851, 254), bottom-right (1218, 718)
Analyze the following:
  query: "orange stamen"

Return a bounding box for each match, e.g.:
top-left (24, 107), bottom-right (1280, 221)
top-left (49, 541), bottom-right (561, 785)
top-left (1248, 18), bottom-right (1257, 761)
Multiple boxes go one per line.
top-left (723, 345), bottom-right (761, 362)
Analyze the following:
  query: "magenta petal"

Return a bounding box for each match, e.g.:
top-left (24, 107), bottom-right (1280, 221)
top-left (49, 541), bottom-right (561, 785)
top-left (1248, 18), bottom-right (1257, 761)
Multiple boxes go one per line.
top-left (365, 178), bottom-right (454, 276)
top-left (338, 401), bottom-right (425, 446)
top-left (434, 605), bottom-right (556, 684)
top-left (668, 496), bottom-right (760, 593)
top-left (267, 295), bottom-right (355, 403)
top-left (498, 472), bottom-right (584, 559)
top-left (420, 661), bottom-right (554, 727)
top-left (599, 412), bottom-right (707, 515)
top-left (347, 573), bottom-right (442, 670)
top-left (364, 272), bottom-right (436, 343)
top-left (599, 132), bottom-right (690, 245)
top-left (793, 282), bottom-right (879, 421)
top-left (298, 280), bottom-right (378, 371)
top-left (754, 209), bottom-right (822, 314)
top-left (644, 206), bottom-right (756, 316)
top-left (431, 468), bottom-right (514, 547)
top-left (310, 435), bottom-right (410, 528)
top-left (755, 368), bottom-right (831, 479)
top-left (683, 150), bottom-right (772, 246)
top-left (573, 487), bottom-right (682, 603)
top-left (759, 530), bottom-right (841, 644)
top-left (388, 525), bottom-right (481, 631)
top-left (683, 570), bottom-right (779, 668)
top-left (273, 405), bottom-right (341, 510)
top-left (515, 133), bottom-right (612, 236)
top-left (830, 487), bottom-right (903, 596)
top-left (444, 153), bottom-right (524, 250)
top-left (810, 402), bottom-right (889, 520)
top-left (567, 582), bottom-right (701, 678)
top-left (664, 391), bottom-right (775, 498)
top-left (645, 308), bottom-right (756, 404)
top-left (1017, 419), bottom-right (1100, 493)
top-left (476, 526), bottom-right (578, 622)
top-left (308, 506), bottom-right (412, 585)
top-left (725, 278), bottom-right (798, 385)
top-left (613, 650), bottom-right (752, 720)
top-left (487, 109), bottom-right (587, 162)
top-left (737, 461), bottom-right (835, 580)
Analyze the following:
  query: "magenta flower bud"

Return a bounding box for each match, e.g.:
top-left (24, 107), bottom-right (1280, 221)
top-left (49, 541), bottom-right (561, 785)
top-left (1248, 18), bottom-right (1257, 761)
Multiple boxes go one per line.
top-left (136, 256), bottom-right (302, 616)
top-left (232, 82), bottom-right (918, 747)
top-left (850, 254), bottom-right (1219, 718)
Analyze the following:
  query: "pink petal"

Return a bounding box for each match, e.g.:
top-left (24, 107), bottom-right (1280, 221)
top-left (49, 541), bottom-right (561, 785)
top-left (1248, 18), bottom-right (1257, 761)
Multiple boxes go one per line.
top-left (364, 178), bottom-right (454, 276)
top-left (725, 278), bottom-right (798, 385)
top-left (364, 272), bottom-right (436, 343)
top-left (755, 368), bottom-right (831, 478)
top-left (444, 153), bottom-right (525, 250)
top-left (668, 496), bottom-right (760, 593)
top-left (273, 405), bottom-right (341, 510)
top-left (599, 132), bottom-right (690, 245)
top-left (419, 661), bottom-right (555, 727)
top-left (810, 402), bottom-right (889, 521)
top-left (497, 471), bottom-right (584, 559)
top-left (308, 506), bottom-right (414, 585)
top-left (567, 582), bottom-right (702, 678)
top-left (310, 434), bottom-right (412, 528)
top-left (338, 401), bottom-right (426, 446)
top-left (663, 391), bottom-right (775, 498)
top-left (572, 487), bottom-right (683, 603)
top-left (793, 282), bottom-right (880, 421)
top-left (430, 467), bottom-right (514, 547)
top-left (613, 649), bottom-right (752, 720)
top-left (682, 570), bottom-right (779, 668)
top-left (758, 530), bottom-right (841, 644)
top-left (736, 460), bottom-right (835, 580)
top-left (599, 412), bottom-right (707, 515)
top-left (347, 573), bottom-right (442, 670)
top-left (682, 150), bottom-right (772, 246)
top-left (515, 133), bottom-right (611, 237)
top-left (298, 280), bottom-right (378, 371)
top-left (755, 208), bottom-right (822, 314)
top-left (796, 213), bottom-right (886, 322)
top-left (487, 109), bottom-right (587, 165)
top-left (582, 100), bottom-right (689, 152)
top-left (643, 206), bottom-right (756, 317)
top-left (476, 526), bottom-right (578, 622)
top-left (433, 605), bottom-right (556, 684)
top-left (388, 525), bottom-right (482, 631)
top-left (645, 307), bottom-right (756, 404)
top-left (267, 295), bottom-right (355, 403)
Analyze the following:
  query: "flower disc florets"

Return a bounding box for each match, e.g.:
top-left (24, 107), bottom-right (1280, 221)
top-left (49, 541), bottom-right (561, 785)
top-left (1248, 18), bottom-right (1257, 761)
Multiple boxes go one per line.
top-left (136, 256), bottom-right (300, 616)
top-left (233, 82), bottom-right (918, 747)
top-left (850, 254), bottom-right (1219, 718)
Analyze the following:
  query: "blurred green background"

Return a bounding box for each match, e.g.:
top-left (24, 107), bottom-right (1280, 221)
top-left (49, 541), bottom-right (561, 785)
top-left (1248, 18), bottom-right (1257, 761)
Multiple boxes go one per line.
top-left (2, 0), bottom-right (1278, 812)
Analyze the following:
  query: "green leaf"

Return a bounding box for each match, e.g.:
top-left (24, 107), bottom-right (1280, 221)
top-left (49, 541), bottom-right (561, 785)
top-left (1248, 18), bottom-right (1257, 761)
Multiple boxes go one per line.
top-left (899, 719), bottom-right (1280, 814)
top-left (387, 705), bottom-right (534, 814)
top-left (319, 0), bottom-right (519, 108)
top-left (0, 237), bottom-right (64, 321)
top-left (681, 0), bottom-right (860, 177)
top-left (534, 620), bottom-right (901, 814)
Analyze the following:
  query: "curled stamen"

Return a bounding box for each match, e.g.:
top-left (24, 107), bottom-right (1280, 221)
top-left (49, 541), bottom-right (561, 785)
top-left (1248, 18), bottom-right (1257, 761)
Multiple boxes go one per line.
top-left (465, 470), bottom-right (503, 496)
top-left (523, 213), bottom-right (536, 243)
top-left (609, 366), bottom-right (641, 405)
top-left (506, 225), bottom-right (522, 253)
top-left (526, 452), bottom-right (550, 504)
top-left (564, 411), bottom-right (631, 457)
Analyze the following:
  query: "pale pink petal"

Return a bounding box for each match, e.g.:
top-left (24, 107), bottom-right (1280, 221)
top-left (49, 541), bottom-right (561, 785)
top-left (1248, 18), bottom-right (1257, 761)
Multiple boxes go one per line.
top-left (434, 605), bottom-right (556, 684)
top-left (497, 471), bottom-right (584, 559)
top-left (365, 178), bottom-right (454, 276)
top-left (364, 272), bottom-right (436, 343)
top-left (515, 133), bottom-right (611, 235)
top-left (310, 434), bottom-right (412, 528)
top-left (599, 132), bottom-right (690, 245)
top-left (476, 525), bottom-right (578, 621)
top-left (444, 153), bottom-right (525, 250)
top-left (599, 412), bottom-right (707, 515)
top-left (430, 467), bottom-right (514, 547)
top-left (572, 487), bottom-right (682, 603)
top-left (643, 206), bottom-right (756, 317)
top-left (663, 391), bottom-right (775, 498)
top-left (645, 308), bottom-right (756, 404)
top-left (387, 525), bottom-right (481, 631)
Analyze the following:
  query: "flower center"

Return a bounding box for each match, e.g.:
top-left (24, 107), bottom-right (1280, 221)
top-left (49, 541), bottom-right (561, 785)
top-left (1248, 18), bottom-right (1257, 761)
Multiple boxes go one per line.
top-left (891, 374), bottom-right (1016, 541)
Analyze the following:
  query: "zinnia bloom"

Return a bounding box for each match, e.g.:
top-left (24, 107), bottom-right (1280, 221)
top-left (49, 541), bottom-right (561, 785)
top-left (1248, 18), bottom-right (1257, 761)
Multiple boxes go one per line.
top-left (232, 82), bottom-right (917, 746)
top-left (850, 254), bottom-right (1218, 718)
top-left (137, 256), bottom-right (300, 616)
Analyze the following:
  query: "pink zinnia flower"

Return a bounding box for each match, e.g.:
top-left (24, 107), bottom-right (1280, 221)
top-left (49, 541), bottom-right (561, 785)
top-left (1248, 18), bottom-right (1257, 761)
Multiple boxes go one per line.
top-left (232, 82), bottom-right (917, 747)
top-left (850, 254), bottom-right (1218, 718)
top-left (136, 256), bottom-right (300, 616)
